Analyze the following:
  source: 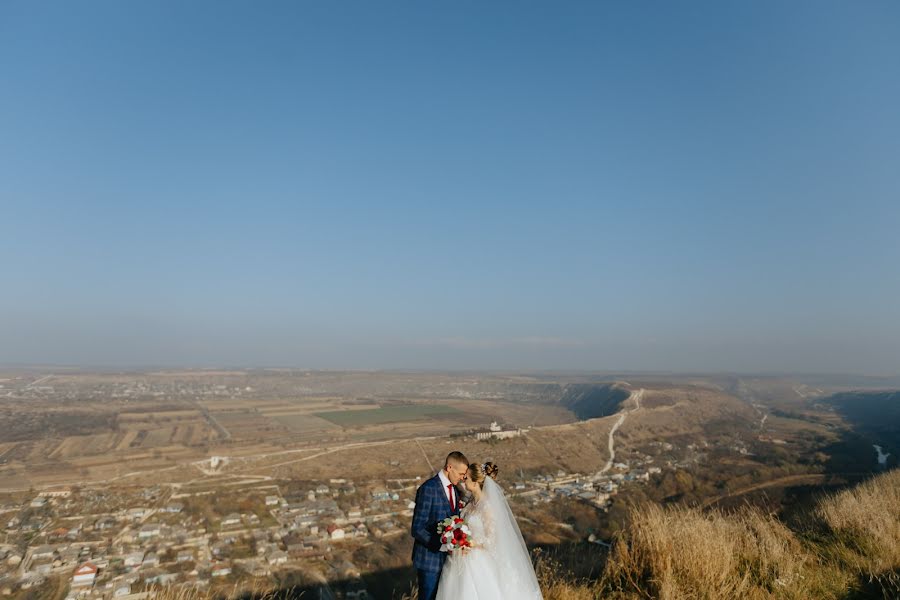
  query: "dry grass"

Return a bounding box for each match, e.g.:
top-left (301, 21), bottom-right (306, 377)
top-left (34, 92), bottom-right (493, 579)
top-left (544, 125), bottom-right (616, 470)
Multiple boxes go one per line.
top-left (593, 469), bottom-right (900, 600)
top-left (816, 469), bottom-right (900, 574)
top-left (600, 504), bottom-right (811, 600)
top-left (535, 554), bottom-right (602, 600)
top-left (814, 469), bottom-right (900, 596)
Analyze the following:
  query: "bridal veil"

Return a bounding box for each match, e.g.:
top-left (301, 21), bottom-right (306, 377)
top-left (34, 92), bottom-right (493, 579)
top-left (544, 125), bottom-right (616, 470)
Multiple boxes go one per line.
top-left (482, 476), bottom-right (543, 598)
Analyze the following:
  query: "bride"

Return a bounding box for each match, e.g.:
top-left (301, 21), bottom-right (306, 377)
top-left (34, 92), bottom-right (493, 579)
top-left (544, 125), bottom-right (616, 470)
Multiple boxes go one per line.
top-left (436, 462), bottom-right (543, 600)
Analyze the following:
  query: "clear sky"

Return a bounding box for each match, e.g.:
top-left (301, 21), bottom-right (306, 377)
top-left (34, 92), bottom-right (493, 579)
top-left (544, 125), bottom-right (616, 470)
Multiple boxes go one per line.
top-left (1, 1), bottom-right (898, 373)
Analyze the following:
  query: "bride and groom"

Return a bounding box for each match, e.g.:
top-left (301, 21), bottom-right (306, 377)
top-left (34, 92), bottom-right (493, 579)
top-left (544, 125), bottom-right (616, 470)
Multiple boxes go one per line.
top-left (411, 451), bottom-right (543, 600)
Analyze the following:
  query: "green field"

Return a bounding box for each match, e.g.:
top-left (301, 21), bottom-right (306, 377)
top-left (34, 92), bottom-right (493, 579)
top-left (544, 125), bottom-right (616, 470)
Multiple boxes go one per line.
top-left (314, 404), bottom-right (461, 426)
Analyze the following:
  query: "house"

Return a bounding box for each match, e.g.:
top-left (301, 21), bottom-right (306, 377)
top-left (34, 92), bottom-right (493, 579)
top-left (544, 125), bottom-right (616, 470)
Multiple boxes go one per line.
top-left (211, 564), bottom-right (231, 577)
top-left (371, 490), bottom-right (391, 502)
top-left (127, 507), bottom-right (148, 520)
top-left (142, 552), bottom-right (159, 568)
top-left (71, 562), bottom-right (98, 587)
top-left (315, 484), bottom-right (330, 495)
top-left (123, 551), bottom-right (144, 567)
top-left (163, 503), bottom-right (183, 513)
top-left (39, 487), bottom-right (72, 498)
top-left (176, 550), bottom-right (194, 563)
top-left (265, 496), bottom-right (281, 506)
top-left (266, 551), bottom-right (288, 565)
top-left (113, 584), bottom-right (131, 597)
top-left (329, 527), bottom-right (345, 541)
top-left (30, 497), bottom-right (48, 508)
top-left (221, 513), bottom-right (241, 527)
top-left (31, 545), bottom-right (56, 560)
top-left (282, 534), bottom-right (305, 553)
top-left (139, 523), bottom-right (160, 539)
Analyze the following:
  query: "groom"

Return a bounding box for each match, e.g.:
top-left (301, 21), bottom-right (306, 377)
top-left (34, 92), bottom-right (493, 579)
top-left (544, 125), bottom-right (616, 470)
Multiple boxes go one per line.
top-left (411, 450), bottom-right (468, 600)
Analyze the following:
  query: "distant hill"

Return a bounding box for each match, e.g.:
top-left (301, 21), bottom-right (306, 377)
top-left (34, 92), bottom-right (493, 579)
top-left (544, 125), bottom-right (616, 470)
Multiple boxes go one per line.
top-left (560, 383), bottom-right (630, 420)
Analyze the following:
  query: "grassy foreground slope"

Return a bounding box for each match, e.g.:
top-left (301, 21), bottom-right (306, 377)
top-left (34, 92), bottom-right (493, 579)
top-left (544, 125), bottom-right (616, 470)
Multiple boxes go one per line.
top-left (144, 469), bottom-right (899, 600)
top-left (543, 468), bottom-right (900, 600)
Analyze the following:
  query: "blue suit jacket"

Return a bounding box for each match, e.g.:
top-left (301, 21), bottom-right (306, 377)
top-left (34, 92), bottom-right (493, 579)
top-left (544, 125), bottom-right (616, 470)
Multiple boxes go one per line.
top-left (411, 474), bottom-right (460, 572)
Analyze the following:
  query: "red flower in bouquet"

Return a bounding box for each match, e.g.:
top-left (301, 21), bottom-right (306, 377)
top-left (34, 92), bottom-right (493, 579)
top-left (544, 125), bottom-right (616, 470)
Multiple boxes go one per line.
top-left (437, 516), bottom-right (474, 553)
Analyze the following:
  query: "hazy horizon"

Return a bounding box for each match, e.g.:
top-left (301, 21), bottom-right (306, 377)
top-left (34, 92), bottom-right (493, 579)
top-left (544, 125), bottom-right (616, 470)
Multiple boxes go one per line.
top-left (2, 2), bottom-right (899, 373)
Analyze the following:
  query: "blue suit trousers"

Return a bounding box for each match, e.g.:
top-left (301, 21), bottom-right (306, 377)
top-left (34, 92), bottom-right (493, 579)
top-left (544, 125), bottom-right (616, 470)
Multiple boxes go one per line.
top-left (417, 569), bottom-right (441, 600)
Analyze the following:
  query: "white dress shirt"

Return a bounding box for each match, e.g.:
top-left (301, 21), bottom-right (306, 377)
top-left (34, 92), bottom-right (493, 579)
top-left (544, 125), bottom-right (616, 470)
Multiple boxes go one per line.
top-left (438, 470), bottom-right (455, 508)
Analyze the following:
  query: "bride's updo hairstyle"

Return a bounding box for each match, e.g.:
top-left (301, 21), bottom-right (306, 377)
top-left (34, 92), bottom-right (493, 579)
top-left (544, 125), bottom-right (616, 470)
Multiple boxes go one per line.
top-left (468, 461), bottom-right (500, 488)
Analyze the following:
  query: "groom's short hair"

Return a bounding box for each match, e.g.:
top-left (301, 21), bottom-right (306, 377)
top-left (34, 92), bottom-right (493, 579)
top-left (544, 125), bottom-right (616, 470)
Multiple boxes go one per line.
top-left (445, 451), bottom-right (468, 468)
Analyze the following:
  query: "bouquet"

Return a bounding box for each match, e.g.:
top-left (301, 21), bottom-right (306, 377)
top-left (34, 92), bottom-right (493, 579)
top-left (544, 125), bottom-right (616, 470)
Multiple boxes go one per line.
top-left (437, 516), bottom-right (474, 553)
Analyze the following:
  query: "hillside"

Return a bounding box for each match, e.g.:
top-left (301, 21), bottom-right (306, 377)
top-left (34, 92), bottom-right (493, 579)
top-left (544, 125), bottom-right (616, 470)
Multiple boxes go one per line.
top-left (131, 469), bottom-right (899, 600)
top-left (544, 468), bottom-right (900, 600)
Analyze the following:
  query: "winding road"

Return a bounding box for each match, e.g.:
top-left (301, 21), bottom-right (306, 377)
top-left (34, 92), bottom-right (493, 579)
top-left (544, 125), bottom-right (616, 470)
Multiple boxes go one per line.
top-left (600, 388), bottom-right (643, 474)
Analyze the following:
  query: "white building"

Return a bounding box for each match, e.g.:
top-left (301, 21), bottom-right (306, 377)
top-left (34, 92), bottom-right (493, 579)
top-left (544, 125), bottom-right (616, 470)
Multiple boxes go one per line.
top-left (139, 524), bottom-right (160, 539)
top-left (31, 545), bottom-right (55, 560)
top-left (221, 513), bottom-right (241, 527)
top-left (474, 422), bottom-right (522, 441)
top-left (123, 552), bottom-right (144, 567)
top-left (71, 563), bottom-right (98, 587)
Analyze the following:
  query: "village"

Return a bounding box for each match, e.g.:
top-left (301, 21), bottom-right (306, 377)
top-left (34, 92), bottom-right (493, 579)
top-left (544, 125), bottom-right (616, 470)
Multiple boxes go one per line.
top-left (0, 437), bottom-right (673, 600)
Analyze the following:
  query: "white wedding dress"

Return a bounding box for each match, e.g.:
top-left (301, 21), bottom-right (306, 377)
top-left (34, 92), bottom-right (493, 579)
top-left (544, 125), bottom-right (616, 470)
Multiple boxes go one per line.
top-left (435, 477), bottom-right (543, 600)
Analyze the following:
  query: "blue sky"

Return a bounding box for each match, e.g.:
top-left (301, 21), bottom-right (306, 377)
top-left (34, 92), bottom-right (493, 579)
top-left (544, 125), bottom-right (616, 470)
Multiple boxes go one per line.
top-left (1, 1), bottom-right (898, 372)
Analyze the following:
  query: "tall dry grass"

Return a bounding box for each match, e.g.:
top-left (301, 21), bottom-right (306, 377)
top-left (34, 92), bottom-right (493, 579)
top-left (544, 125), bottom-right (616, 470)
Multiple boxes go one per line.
top-left (816, 469), bottom-right (900, 575)
top-left (600, 504), bottom-right (811, 600)
top-left (813, 468), bottom-right (900, 596)
top-left (139, 581), bottom-right (291, 600)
